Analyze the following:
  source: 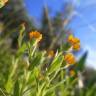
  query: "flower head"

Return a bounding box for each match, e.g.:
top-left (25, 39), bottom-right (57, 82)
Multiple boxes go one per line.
top-left (73, 43), bottom-right (80, 51)
top-left (3, 0), bottom-right (8, 3)
top-left (29, 31), bottom-right (42, 42)
top-left (68, 34), bottom-right (80, 45)
top-left (48, 50), bottom-right (54, 58)
top-left (70, 70), bottom-right (76, 77)
top-left (0, 0), bottom-right (8, 8)
top-left (64, 53), bottom-right (76, 64)
top-left (68, 34), bottom-right (80, 51)
top-left (68, 34), bottom-right (74, 42)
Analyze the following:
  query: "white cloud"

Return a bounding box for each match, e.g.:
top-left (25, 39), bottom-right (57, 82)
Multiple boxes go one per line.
top-left (83, 45), bottom-right (96, 69)
top-left (82, 0), bottom-right (96, 6)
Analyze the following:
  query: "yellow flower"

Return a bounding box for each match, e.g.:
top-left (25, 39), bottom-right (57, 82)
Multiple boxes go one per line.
top-left (29, 31), bottom-right (42, 42)
top-left (3, 0), bottom-right (8, 3)
top-left (68, 34), bottom-right (80, 51)
top-left (48, 50), bottom-right (54, 58)
top-left (70, 70), bottom-right (75, 77)
top-left (68, 34), bottom-right (80, 45)
top-left (0, 0), bottom-right (8, 8)
top-left (73, 43), bottom-right (80, 51)
top-left (64, 53), bottom-right (76, 64)
top-left (68, 34), bottom-right (74, 42)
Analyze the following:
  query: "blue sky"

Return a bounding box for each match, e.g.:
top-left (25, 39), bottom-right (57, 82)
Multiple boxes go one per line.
top-left (24, 0), bottom-right (96, 69)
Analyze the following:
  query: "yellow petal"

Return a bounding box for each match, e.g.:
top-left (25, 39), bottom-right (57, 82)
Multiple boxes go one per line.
top-left (73, 43), bottom-right (80, 51)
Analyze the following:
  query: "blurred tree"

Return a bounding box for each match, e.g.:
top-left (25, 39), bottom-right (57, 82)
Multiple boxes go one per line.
top-left (0, 1), bottom-right (74, 50)
top-left (0, 0), bottom-right (35, 48)
top-left (0, 0), bottom-right (35, 33)
top-left (39, 3), bottom-right (74, 50)
top-left (83, 67), bottom-right (96, 88)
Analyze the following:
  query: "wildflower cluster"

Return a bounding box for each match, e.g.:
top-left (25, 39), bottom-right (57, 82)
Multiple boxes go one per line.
top-left (0, 22), bottom-right (92, 96)
top-left (29, 31), bottom-right (80, 78)
top-left (63, 34), bottom-right (81, 76)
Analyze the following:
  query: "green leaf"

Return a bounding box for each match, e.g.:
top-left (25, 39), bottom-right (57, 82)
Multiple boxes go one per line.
top-left (77, 51), bottom-right (88, 71)
top-left (5, 78), bottom-right (13, 93)
top-left (34, 67), bottom-right (40, 78)
top-left (18, 24), bottom-right (25, 48)
top-left (16, 43), bottom-right (27, 57)
top-left (13, 80), bottom-right (19, 96)
top-left (28, 52), bottom-right (43, 70)
top-left (86, 85), bottom-right (96, 96)
top-left (47, 52), bottom-right (63, 75)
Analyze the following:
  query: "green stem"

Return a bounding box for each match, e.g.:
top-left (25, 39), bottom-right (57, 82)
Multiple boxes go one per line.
top-left (0, 88), bottom-right (6, 96)
top-left (45, 79), bottom-right (66, 94)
